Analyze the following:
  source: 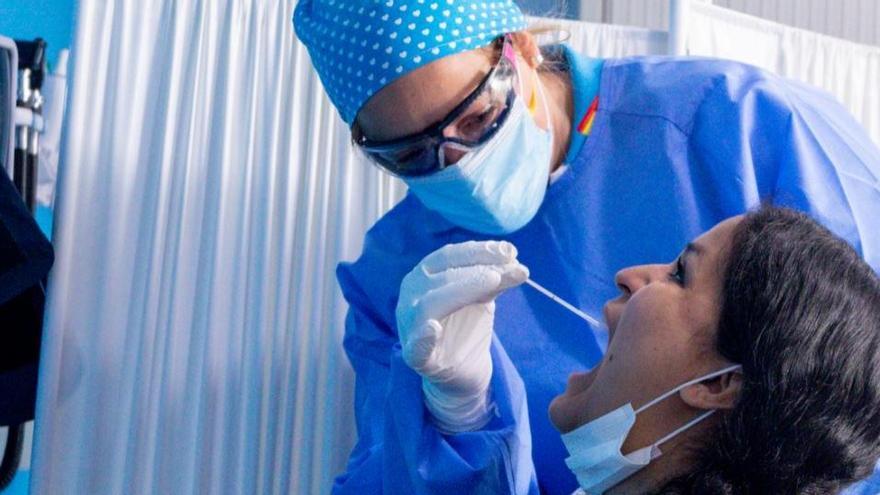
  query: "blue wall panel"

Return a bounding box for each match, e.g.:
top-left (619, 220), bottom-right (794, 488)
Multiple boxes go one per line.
top-left (0, 0), bottom-right (75, 66)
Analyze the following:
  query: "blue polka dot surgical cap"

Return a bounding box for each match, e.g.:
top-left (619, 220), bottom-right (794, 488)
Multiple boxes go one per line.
top-left (294, 0), bottom-right (527, 125)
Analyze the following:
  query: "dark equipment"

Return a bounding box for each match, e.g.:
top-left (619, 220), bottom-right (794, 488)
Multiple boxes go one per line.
top-left (14, 39), bottom-right (46, 214)
top-left (0, 37), bottom-right (54, 490)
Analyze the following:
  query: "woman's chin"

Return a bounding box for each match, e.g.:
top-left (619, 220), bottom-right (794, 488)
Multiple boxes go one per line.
top-left (549, 369), bottom-right (598, 433)
top-left (548, 394), bottom-right (576, 433)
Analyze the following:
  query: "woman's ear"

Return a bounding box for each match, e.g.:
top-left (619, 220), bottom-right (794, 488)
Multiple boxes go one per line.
top-left (508, 30), bottom-right (541, 69)
top-left (679, 370), bottom-right (742, 410)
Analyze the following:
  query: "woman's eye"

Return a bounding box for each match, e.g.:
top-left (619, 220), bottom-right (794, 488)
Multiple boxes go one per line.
top-left (391, 149), bottom-right (424, 166)
top-left (669, 256), bottom-right (686, 286)
top-left (459, 105), bottom-right (498, 137)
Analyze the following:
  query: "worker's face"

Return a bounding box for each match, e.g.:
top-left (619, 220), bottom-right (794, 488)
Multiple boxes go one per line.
top-left (549, 216), bottom-right (743, 451)
top-left (355, 32), bottom-right (547, 165)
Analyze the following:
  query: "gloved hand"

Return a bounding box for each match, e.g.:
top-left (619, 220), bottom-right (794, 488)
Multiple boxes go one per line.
top-left (396, 240), bottom-right (529, 433)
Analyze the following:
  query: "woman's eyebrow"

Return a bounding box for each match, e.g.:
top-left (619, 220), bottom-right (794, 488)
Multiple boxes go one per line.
top-left (685, 242), bottom-right (703, 257)
top-left (681, 242), bottom-right (703, 276)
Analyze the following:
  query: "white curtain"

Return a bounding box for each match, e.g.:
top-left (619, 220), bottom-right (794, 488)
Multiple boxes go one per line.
top-left (545, 16), bottom-right (669, 57)
top-left (687, 1), bottom-right (880, 145)
top-left (30, 2), bottom-right (668, 493)
top-left (31, 1), bottom-right (397, 493)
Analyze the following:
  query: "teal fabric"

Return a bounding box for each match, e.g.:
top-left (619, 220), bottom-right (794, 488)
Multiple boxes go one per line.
top-left (560, 45), bottom-right (603, 166)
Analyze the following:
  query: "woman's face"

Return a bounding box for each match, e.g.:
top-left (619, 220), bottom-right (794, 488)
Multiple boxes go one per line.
top-left (549, 216), bottom-right (743, 452)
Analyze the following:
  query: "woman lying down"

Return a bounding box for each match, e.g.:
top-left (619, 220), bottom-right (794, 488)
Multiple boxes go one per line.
top-left (549, 207), bottom-right (880, 494)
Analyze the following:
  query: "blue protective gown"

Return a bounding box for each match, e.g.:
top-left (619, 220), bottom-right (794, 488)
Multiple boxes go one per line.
top-left (333, 47), bottom-right (880, 495)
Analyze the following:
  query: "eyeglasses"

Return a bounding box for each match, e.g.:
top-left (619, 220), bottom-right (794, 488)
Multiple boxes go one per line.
top-left (355, 36), bottom-right (520, 178)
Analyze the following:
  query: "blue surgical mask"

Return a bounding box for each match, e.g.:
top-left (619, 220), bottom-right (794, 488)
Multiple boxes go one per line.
top-left (562, 364), bottom-right (742, 495)
top-left (403, 79), bottom-right (554, 235)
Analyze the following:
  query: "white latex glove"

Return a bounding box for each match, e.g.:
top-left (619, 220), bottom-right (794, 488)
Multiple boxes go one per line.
top-left (396, 240), bottom-right (529, 433)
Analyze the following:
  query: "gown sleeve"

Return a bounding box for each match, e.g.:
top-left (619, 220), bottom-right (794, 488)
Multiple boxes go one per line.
top-left (331, 251), bottom-right (540, 495)
top-left (688, 65), bottom-right (880, 271)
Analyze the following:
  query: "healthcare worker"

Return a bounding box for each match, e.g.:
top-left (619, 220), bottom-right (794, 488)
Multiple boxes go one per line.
top-left (293, 1), bottom-right (880, 493)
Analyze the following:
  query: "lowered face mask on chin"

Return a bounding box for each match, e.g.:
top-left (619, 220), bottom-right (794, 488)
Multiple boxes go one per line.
top-left (403, 74), bottom-right (554, 235)
top-left (561, 364), bottom-right (742, 495)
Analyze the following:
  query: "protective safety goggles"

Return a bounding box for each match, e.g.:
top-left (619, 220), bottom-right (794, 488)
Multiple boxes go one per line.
top-left (355, 36), bottom-right (521, 178)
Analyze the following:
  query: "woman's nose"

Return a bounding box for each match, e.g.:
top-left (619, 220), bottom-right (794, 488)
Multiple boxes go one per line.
top-left (614, 264), bottom-right (662, 297)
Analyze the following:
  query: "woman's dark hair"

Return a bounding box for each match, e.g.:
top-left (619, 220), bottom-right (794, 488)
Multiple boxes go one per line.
top-left (657, 206), bottom-right (880, 494)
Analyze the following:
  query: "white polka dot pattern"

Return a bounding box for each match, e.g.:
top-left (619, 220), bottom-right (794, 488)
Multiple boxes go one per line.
top-left (293, 0), bottom-right (526, 124)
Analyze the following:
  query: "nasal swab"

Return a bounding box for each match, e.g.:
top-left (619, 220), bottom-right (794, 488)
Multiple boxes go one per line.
top-left (524, 278), bottom-right (604, 330)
